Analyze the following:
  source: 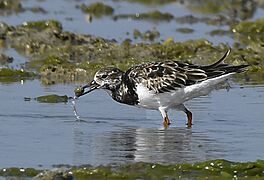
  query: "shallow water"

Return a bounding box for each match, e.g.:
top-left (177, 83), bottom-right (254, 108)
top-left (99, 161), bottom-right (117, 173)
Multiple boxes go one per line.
top-left (1, 0), bottom-right (264, 172)
top-left (0, 80), bottom-right (263, 168)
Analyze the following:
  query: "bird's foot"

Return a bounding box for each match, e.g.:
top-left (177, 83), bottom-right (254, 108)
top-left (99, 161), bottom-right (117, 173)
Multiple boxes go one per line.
top-left (186, 111), bottom-right (193, 128)
top-left (163, 116), bottom-right (171, 128)
top-left (186, 122), bottom-right (193, 128)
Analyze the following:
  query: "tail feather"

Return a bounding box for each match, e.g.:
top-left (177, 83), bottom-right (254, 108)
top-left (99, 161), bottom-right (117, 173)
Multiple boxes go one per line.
top-left (218, 64), bottom-right (249, 73)
top-left (201, 48), bottom-right (249, 78)
top-left (204, 48), bottom-right (231, 69)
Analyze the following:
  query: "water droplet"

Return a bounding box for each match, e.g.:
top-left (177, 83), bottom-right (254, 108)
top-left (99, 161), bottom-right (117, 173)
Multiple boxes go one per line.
top-left (70, 96), bottom-right (81, 120)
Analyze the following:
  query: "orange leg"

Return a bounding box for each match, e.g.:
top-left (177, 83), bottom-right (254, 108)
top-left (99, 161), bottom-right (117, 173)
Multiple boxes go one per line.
top-left (163, 115), bottom-right (171, 127)
top-left (178, 104), bottom-right (193, 128)
top-left (159, 108), bottom-right (171, 128)
top-left (185, 110), bottom-right (193, 128)
top-left (176, 104), bottom-right (193, 128)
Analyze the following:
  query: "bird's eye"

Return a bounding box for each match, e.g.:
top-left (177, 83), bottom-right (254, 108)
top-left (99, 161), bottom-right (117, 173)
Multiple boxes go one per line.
top-left (101, 74), bottom-right (107, 78)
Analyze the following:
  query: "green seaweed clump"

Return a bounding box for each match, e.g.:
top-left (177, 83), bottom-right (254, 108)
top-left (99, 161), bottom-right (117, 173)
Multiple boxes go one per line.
top-left (1, 159), bottom-right (264, 179)
top-left (185, 0), bottom-right (257, 21)
top-left (138, 10), bottom-right (174, 21)
top-left (209, 29), bottom-right (230, 36)
top-left (79, 2), bottom-right (114, 17)
top-left (22, 20), bottom-right (62, 31)
top-left (37, 56), bottom-right (90, 84)
top-left (176, 27), bottom-right (194, 34)
top-left (0, 167), bottom-right (40, 178)
top-left (71, 159), bottom-right (264, 179)
top-left (228, 48), bottom-right (264, 84)
top-left (35, 94), bottom-right (68, 103)
top-left (227, 18), bottom-right (264, 83)
top-left (232, 18), bottom-right (264, 44)
top-left (0, 20), bottom-right (115, 84)
top-left (0, 0), bottom-right (23, 15)
top-left (0, 68), bottom-right (35, 83)
top-left (176, 14), bottom-right (232, 26)
top-left (113, 10), bottom-right (174, 21)
top-left (133, 29), bottom-right (160, 41)
top-left (35, 169), bottom-right (73, 180)
top-left (120, 0), bottom-right (175, 6)
top-left (1, 20), bottom-right (263, 84)
top-left (0, 68), bottom-right (25, 76)
top-left (0, 0), bottom-right (46, 16)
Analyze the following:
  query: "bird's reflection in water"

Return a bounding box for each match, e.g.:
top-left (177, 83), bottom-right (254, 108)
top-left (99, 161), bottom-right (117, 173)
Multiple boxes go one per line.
top-left (132, 127), bottom-right (226, 164)
top-left (134, 128), bottom-right (193, 163)
top-left (72, 123), bottom-right (227, 166)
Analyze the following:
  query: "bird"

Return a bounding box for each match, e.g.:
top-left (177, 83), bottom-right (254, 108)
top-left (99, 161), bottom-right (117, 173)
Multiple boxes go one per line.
top-left (75, 49), bottom-right (248, 127)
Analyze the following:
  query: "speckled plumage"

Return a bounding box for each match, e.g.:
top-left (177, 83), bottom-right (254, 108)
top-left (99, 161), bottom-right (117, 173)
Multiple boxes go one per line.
top-left (80, 49), bottom-right (248, 127)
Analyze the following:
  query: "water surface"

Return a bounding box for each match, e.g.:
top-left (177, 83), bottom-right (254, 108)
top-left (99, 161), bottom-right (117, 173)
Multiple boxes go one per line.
top-left (1, 0), bottom-right (264, 170)
top-left (0, 80), bottom-right (263, 168)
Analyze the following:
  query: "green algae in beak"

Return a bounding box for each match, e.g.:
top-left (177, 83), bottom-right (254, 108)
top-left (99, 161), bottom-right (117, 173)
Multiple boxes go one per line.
top-left (74, 86), bottom-right (85, 97)
top-left (74, 81), bottom-right (99, 98)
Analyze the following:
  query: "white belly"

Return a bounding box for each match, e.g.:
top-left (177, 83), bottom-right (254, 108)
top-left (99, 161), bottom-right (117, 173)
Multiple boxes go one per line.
top-left (135, 73), bottom-right (233, 110)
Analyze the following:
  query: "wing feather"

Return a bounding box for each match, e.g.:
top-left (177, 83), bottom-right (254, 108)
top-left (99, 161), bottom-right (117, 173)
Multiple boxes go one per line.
top-left (125, 49), bottom-right (247, 94)
top-left (126, 61), bottom-right (207, 93)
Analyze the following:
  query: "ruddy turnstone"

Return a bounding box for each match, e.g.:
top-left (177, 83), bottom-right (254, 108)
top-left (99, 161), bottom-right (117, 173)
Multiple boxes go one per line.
top-left (75, 49), bottom-right (248, 127)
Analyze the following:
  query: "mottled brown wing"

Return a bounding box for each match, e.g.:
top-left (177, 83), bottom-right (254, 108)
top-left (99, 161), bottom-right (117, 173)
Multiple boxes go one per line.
top-left (126, 61), bottom-right (208, 93)
top-left (125, 49), bottom-right (248, 94)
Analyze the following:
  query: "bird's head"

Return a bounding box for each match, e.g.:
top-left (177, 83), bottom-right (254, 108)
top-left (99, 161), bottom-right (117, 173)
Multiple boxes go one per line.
top-left (92, 67), bottom-right (124, 90)
top-left (75, 67), bottom-right (124, 97)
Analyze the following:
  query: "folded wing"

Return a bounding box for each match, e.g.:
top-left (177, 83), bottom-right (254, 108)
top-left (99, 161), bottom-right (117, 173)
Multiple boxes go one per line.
top-left (125, 49), bottom-right (248, 94)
